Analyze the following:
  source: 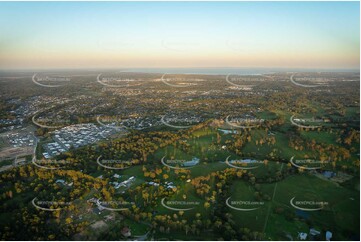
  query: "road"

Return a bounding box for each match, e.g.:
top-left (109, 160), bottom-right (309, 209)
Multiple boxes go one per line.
top-left (262, 163), bottom-right (284, 234)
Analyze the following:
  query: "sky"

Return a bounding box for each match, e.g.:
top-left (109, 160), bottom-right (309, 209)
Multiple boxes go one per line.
top-left (0, 1), bottom-right (359, 70)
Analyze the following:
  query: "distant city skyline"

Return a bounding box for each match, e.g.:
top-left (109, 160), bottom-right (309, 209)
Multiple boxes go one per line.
top-left (0, 1), bottom-right (359, 70)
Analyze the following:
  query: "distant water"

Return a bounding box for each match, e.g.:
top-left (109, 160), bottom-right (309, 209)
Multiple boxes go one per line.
top-left (1, 67), bottom-right (358, 76)
top-left (296, 209), bottom-right (310, 219)
top-left (121, 67), bottom-right (359, 75)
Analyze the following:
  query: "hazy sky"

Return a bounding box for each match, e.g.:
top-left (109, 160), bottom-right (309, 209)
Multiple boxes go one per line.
top-left (0, 1), bottom-right (359, 70)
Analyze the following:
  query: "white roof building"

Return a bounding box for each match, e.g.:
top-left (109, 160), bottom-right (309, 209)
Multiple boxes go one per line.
top-left (298, 232), bottom-right (307, 240)
top-left (326, 231), bottom-right (332, 241)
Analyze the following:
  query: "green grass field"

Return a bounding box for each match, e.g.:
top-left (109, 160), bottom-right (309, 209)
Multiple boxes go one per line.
top-left (266, 174), bottom-right (359, 240)
top-left (228, 180), bottom-right (272, 231)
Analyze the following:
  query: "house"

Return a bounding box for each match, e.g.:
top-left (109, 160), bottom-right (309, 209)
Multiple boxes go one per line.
top-left (323, 171), bottom-right (335, 179)
top-left (309, 228), bottom-right (321, 236)
top-left (268, 131), bottom-right (275, 136)
top-left (93, 206), bottom-right (104, 215)
top-left (112, 182), bottom-right (121, 189)
top-left (147, 181), bottom-right (159, 186)
top-left (56, 179), bottom-right (72, 187)
top-left (326, 231), bottom-right (332, 241)
top-left (113, 174), bottom-right (121, 179)
top-left (167, 185), bottom-right (176, 190)
top-left (43, 152), bottom-right (50, 159)
top-left (121, 226), bottom-right (131, 237)
top-left (56, 179), bottom-right (66, 185)
top-left (87, 198), bottom-right (96, 203)
top-left (118, 176), bottom-right (135, 188)
top-left (298, 232), bottom-right (307, 240)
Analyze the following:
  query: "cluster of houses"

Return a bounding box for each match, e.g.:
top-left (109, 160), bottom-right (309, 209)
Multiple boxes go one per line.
top-left (163, 114), bottom-right (203, 126)
top-left (97, 174), bottom-right (136, 190)
top-left (119, 116), bottom-right (162, 130)
top-left (43, 142), bottom-right (64, 158)
top-left (110, 175), bottom-right (135, 190)
top-left (312, 170), bottom-right (353, 184)
top-left (5, 96), bottom-right (69, 132)
top-left (298, 228), bottom-right (332, 241)
top-left (42, 123), bottom-right (119, 158)
top-left (87, 197), bottom-right (105, 214)
top-left (0, 118), bottom-right (23, 128)
top-left (147, 181), bottom-right (176, 190)
top-left (7, 133), bottom-right (35, 148)
top-left (228, 113), bottom-right (264, 123)
top-left (2, 98), bottom-right (36, 132)
top-left (319, 170), bottom-right (354, 183)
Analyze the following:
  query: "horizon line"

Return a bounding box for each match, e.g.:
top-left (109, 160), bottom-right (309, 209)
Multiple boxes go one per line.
top-left (0, 67), bottom-right (360, 72)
